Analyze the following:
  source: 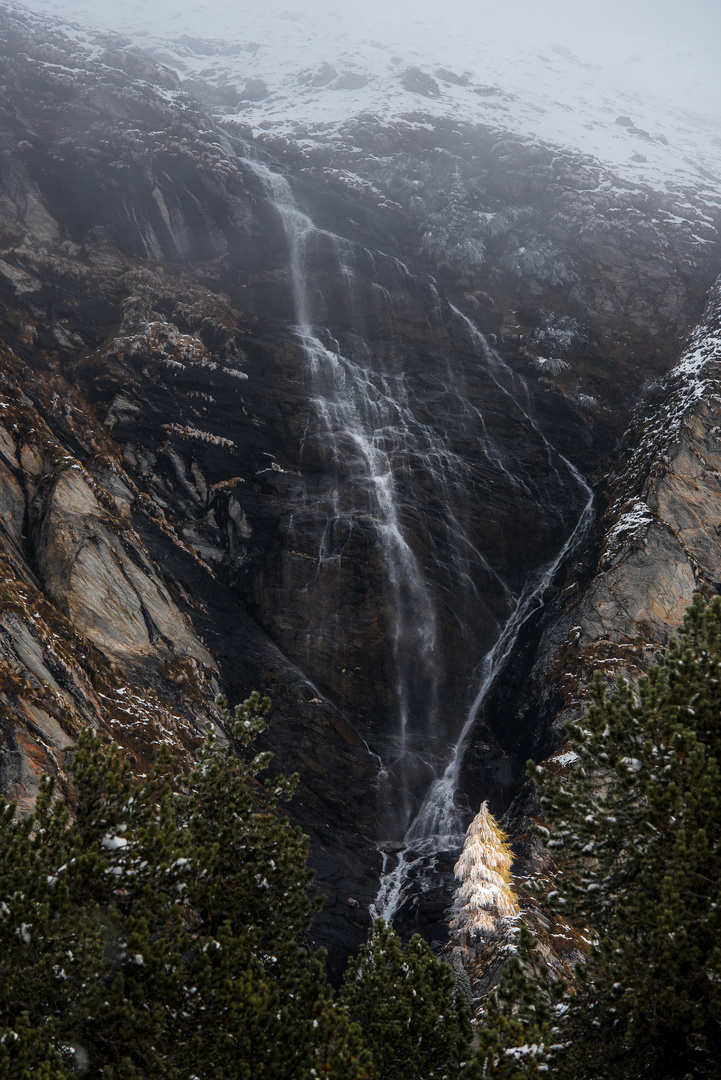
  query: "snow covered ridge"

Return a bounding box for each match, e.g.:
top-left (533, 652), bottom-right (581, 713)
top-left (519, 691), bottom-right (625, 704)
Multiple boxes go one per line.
top-left (9, 0), bottom-right (721, 204)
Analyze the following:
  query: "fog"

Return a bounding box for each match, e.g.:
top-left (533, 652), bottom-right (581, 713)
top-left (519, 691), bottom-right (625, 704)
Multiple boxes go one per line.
top-left (16, 0), bottom-right (721, 120)
top-left (20, 0), bottom-right (721, 48)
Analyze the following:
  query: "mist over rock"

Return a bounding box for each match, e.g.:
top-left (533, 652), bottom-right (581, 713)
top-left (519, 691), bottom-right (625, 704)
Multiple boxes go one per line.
top-left (400, 66), bottom-right (441, 96)
top-left (0, 1), bottom-right (719, 977)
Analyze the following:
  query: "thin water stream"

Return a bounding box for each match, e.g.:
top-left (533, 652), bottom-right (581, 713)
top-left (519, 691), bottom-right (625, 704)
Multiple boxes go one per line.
top-left (240, 149), bottom-right (594, 921)
top-left (373, 309), bottom-right (594, 921)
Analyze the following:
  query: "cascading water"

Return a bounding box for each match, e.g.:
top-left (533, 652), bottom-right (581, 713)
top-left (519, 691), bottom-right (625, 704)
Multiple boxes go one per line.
top-left (373, 308), bottom-right (594, 922)
top-left (240, 147), bottom-right (594, 921)
top-left (244, 155), bottom-right (448, 825)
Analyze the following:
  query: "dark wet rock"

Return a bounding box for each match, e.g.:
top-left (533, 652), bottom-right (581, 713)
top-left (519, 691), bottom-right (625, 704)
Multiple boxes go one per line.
top-left (435, 67), bottom-right (470, 86)
top-left (401, 66), bottom-right (441, 96)
top-left (492, 279), bottom-right (721, 937)
top-left (332, 72), bottom-right (369, 90)
top-left (183, 77), bottom-right (245, 107)
top-left (175, 35), bottom-right (220, 56)
top-left (474, 84), bottom-right (507, 97)
top-left (239, 77), bottom-right (268, 101)
top-left (98, 47), bottom-right (180, 89)
top-left (300, 62), bottom-right (337, 87)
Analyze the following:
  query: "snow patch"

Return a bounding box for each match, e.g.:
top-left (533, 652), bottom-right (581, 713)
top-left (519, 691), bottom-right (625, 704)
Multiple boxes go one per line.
top-left (533, 356), bottom-right (571, 375)
top-left (604, 500), bottom-right (653, 555)
top-left (10, 0), bottom-right (721, 199)
top-left (553, 750), bottom-right (579, 767)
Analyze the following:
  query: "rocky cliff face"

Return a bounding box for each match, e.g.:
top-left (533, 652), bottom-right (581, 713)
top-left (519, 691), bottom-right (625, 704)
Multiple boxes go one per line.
top-left (496, 276), bottom-right (721, 771)
top-left (0, 2), bottom-right (719, 973)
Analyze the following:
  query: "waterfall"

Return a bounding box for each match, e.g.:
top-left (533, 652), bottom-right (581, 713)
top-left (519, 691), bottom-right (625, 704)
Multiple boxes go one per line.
top-left (373, 311), bottom-right (594, 922)
top-left (244, 156), bottom-right (449, 824)
top-left (239, 149), bottom-right (594, 919)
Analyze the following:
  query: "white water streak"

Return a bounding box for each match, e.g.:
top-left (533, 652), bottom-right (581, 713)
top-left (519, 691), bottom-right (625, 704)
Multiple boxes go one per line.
top-left (244, 157), bottom-right (440, 782)
top-left (374, 310), bottom-right (594, 923)
top-left (239, 150), bottom-right (593, 926)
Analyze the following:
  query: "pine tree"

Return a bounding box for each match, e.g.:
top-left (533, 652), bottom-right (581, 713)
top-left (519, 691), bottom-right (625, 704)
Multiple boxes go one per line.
top-left (460, 924), bottom-right (566, 1079)
top-left (0, 1012), bottom-right (73, 1079)
top-left (528, 593), bottom-right (721, 1079)
top-left (341, 918), bottom-right (472, 1080)
top-left (450, 802), bottom-right (519, 948)
top-left (0, 694), bottom-right (373, 1079)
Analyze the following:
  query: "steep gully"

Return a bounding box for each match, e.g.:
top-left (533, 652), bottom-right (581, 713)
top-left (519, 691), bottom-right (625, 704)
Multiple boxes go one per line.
top-left (1, 8), bottom-right (720, 978)
top-left (237, 141), bottom-right (594, 923)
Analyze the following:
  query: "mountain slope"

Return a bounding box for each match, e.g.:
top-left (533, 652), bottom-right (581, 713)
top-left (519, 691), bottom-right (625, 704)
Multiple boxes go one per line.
top-left (0, 1), bottom-right (719, 969)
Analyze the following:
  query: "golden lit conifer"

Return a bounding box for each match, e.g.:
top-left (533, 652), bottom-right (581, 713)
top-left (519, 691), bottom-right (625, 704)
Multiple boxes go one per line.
top-left (450, 801), bottom-right (519, 945)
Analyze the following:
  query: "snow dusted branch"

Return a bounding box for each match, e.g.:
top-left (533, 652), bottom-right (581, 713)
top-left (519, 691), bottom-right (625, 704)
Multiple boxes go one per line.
top-left (161, 423), bottom-right (235, 448)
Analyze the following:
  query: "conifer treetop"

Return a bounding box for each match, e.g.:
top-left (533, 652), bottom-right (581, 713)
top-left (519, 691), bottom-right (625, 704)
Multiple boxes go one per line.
top-left (450, 801), bottom-right (519, 945)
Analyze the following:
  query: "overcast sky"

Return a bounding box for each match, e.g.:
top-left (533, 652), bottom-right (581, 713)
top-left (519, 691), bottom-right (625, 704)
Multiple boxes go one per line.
top-left (20, 0), bottom-right (721, 43)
